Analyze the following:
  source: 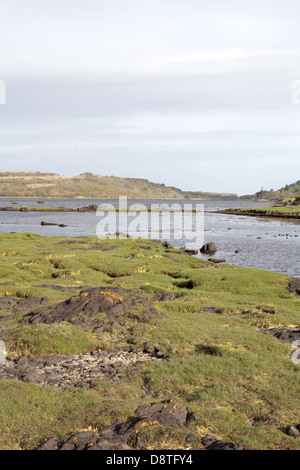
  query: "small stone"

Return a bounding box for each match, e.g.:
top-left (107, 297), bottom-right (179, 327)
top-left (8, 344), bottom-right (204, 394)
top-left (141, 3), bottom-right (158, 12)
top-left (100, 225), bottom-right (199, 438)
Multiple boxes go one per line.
top-left (205, 402), bottom-right (216, 409)
top-left (14, 356), bottom-right (29, 366)
top-left (36, 435), bottom-right (60, 450)
top-left (186, 434), bottom-right (198, 443)
top-left (186, 411), bottom-right (201, 424)
top-left (202, 434), bottom-right (217, 447)
top-left (200, 242), bottom-right (217, 255)
top-left (286, 425), bottom-right (300, 438)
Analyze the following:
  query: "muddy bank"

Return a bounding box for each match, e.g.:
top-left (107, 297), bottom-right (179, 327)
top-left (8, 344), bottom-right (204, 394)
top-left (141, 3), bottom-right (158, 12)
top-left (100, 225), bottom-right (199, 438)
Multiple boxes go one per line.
top-left (216, 209), bottom-right (300, 219)
top-left (0, 204), bottom-right (97, 213)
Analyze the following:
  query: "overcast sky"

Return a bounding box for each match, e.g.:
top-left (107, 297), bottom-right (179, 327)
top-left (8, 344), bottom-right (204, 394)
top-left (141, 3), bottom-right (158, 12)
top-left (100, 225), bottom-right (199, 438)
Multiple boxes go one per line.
top-left (0, 0), bottom-right (299, 195)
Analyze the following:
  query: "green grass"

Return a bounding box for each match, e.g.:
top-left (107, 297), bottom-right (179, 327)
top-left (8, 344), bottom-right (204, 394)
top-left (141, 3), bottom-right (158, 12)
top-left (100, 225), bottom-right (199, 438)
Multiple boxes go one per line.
top-left (0, 232), bottom-right (299, 450)
top-left (223, 206), bottom-right (300, 217)
top-left (7, 323), bottom-right (100, 357)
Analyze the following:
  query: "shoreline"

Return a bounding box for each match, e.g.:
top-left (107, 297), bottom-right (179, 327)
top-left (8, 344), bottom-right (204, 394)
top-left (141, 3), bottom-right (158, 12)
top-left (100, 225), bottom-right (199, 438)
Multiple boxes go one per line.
top-left (0, 206), bottom-right (204, 213)
top-left (216, 209), bottom-right (300, 220)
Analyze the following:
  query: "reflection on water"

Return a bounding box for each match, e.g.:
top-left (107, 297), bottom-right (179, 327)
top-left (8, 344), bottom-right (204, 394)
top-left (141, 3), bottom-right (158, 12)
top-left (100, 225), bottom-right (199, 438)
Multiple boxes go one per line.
top-left (0, 198), bottom-right (299, 277)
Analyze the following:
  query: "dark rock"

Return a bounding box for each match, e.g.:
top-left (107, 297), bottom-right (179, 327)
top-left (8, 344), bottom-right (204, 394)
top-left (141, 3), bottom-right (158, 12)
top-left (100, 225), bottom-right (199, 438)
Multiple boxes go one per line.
top-left (88, 439), bottom-right (130, 450)
top-left (36, 435), bottom-right (60, 450)
top-left (202, 434), bottom-right (218, 447)
top-left (41, 221), bottom-right (58, 226)
top-left (201, 434), bottom-right (255, 450)
top-left (20, 369), bottom-right (44, 383)
top-left (186, 410), bottom-right (201, 424)
top-left (135, 399), bottom-right (189, 426)
top-left (288, 278), bottom-right (300, 295)
top-left (175, 280), bottom-right (197, 289)
top-left (162, 241), bottom-right (174, 249)
top-left (0, 350), bottom-right (155, 389)
top-left (286, 425), bottom-right (300, 438)
top-left (208, 258), bottom-right (226, 264)
top-left (127, 337), bottom-right (139, 345)
top-left (204, 439), bottom-right (255, 450)
top-left (60, 432), bottom-right (98, 450)
top-left (186, 434), bottom-right (198, 443)
top-left (256, 305), bottom-right (276, 314)
top-left (33, 285), bottom-right (78, 293)
top-left (200, 242), bottom-right (217, 255)
top-left (261, 327), bottom-right (300, 344)
top-left (28, 286), bottom-right (158, 327)
top-left (35, 401), bottom-right (201, 450)
top-left (110, 321), bottom-right (124, 331)
top-left (143, 342), bottom-right (153, 353)
top-left (14, 356), bottom-right (29, 366)
top-left (180, 248), bottom-right (199, 255)
top-left (205, 402), bottom-right (216, 409)
top-left (0, 295), bottom-right (48, 317)
top-left (70, 243), bottom-right (117, 252)
top-left (77, 205), bottom-right (98, 212)
top-left (195, 307), bottom-right (222, 315)
top-left (92, 325), bottom-right (107, 333)
top-left (112, 232), bottom-right (131, 239)
top-left (152, 292), bottom-right (176, 302)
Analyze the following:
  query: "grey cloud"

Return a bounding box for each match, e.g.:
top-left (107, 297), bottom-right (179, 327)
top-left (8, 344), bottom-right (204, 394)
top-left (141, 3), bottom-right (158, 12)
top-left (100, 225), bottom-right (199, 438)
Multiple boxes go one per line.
top-left (0, 0), bottom-right (300, 193)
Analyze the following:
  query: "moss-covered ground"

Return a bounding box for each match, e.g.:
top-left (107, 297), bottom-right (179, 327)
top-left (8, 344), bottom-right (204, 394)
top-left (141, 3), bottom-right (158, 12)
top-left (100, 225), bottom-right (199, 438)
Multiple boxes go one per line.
top-left (0, 233), bottom-right (299, 450)
top-left (221, 206), bottom-right (300, 218)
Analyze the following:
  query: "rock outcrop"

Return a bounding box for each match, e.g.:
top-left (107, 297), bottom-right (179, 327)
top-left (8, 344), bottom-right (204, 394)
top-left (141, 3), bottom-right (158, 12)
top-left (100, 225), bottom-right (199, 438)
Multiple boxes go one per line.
top-left (200, 242), bottom-right (217, 255)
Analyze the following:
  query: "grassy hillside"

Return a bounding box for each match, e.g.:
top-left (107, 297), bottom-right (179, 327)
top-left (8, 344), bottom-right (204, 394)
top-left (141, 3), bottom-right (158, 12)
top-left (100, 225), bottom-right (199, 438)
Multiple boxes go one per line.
top-left (0, 172), bottom-right (238, 200)
top-left (242, 180), bottom-right (300, 201)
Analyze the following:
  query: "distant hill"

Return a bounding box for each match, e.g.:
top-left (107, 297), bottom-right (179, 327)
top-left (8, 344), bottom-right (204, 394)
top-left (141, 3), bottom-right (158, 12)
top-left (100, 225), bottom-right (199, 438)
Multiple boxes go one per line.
top-left (0, 172), bottom-right (239, 200)
top-left (241, 180), bottom-right (300, 201)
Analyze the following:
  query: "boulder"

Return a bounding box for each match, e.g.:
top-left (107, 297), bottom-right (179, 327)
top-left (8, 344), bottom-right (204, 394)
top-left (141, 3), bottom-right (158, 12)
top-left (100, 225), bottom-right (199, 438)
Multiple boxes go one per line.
top-left (288, 278), bottom-right (300, 295)
top-left (286, 425), bottom-right (300, 438)
top-left (261, 327), bottom-right (300, 344)
top-left (180, 248), bottom-right (199, 255)
top-left (195, 307), bottom-right (222, 315)
top-left (28, 286), bottom-right (158, 327)
top-left (152, 292), bottom-right (176, 302)
top-left (202, 434), bottom-right (255, 450)
top-left (34, 400), bottom-right (201, 451)
top-left (200, 242), bottom-right (217, 255)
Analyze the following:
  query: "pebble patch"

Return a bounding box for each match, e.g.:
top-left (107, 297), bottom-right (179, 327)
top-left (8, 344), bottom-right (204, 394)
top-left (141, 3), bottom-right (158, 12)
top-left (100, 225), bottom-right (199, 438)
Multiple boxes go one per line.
top-left (0, 349), bottom-right (156, 390)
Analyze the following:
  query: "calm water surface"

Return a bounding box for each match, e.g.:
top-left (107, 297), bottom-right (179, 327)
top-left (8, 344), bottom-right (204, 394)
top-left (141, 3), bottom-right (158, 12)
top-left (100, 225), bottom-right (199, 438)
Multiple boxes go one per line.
top-left (0, 198), bottom-right (299, 277)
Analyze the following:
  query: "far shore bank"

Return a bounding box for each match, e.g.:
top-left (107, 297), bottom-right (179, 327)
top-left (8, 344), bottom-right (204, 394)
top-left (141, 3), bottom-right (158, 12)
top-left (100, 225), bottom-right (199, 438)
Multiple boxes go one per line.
top-left (216, 207), bottom-right (300, 220)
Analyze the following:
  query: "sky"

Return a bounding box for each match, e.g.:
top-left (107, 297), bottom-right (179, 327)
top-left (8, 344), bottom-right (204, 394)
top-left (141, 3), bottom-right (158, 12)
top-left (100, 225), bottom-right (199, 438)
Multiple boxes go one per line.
top-left (0, 0), bottom-right (300, 195)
